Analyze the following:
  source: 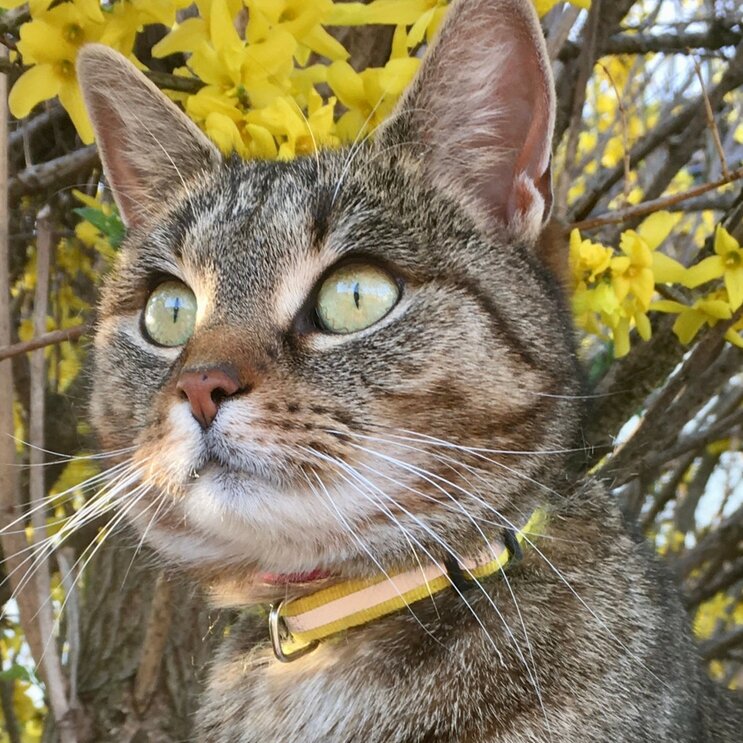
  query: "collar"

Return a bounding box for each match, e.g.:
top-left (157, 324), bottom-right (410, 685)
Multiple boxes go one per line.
top-left (268, 507), bottom-right (547, 662)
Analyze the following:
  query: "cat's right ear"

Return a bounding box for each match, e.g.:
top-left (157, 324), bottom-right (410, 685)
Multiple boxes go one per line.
top-left (77, 45), bottom-right (220, 228)
top-left (375, 0), bottom-right (555, 244)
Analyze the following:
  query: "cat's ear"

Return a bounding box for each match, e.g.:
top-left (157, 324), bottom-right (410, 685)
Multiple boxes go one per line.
top-left (376, 0), bottom-right (555, 242)
top-left (77, 45), bottom-right (220, 228)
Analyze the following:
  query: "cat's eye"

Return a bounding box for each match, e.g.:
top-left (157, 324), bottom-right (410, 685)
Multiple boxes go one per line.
top-left (316, 264), bottom-right (400, 334)
top-left (143, 280), bottom-right (197, 347)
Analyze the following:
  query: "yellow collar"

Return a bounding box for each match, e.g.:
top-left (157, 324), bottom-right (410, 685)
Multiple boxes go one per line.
top-left (268, 508), bottom-right (547, 662)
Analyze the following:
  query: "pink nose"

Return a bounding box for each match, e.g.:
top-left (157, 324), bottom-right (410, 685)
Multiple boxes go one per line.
top-left (177, 367), bottom-right (241, 428)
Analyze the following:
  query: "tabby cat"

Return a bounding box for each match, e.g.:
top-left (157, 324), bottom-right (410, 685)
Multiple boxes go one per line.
top-left (77, 0), bottom-right (742, 740)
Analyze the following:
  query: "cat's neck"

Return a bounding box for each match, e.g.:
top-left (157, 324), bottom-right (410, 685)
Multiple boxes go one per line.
top-left (197, 485), bottom-right (695, 742)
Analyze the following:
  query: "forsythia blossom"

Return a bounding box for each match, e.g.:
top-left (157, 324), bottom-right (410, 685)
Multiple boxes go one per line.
top-left (7, 0), bottom-right (741, 355)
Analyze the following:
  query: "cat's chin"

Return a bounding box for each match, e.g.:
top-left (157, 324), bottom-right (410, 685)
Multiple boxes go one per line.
top-left (129, 462), bottom-right (376, 576)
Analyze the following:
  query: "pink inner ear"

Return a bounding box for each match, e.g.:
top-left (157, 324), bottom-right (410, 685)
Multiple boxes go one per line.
top-left (390, 0), bottom-right (555, 239)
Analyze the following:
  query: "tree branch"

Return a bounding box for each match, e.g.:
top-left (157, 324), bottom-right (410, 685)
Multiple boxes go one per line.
top-left (560, 24), bottom-right (743, 60)
top-left (0, 324), bottom-right (87, 362)
top-left (700, 626), bottom-right (743, 660)
top-left (570, 167), bottom-right (743, 232)
top-left (10, 145), bottom-right (98, 199)
top-left (569, 39), bottom-right (743, 222)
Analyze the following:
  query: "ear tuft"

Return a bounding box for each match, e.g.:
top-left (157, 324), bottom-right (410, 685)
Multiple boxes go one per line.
top-left (376, 0), bottom-right (555, 243)
top-left (77, 45), bottom-right (220, 228)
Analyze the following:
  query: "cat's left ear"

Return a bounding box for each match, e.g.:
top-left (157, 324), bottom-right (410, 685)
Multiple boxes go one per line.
top-left (77, 45), bottom-right (220, 228)
top-left (376, 0), bottom-right (555, 243)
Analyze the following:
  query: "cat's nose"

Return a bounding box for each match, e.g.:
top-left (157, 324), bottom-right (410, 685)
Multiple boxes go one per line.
top-left (177, 367), bottom-right (241, 428)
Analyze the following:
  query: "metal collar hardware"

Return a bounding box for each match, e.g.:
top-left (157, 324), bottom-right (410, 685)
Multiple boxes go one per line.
top-left (269, 600), bottom-right (319, 663)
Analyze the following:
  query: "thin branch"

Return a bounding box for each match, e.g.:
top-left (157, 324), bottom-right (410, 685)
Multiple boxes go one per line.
top-left (691, 54), bottom-right (730, 179)
top-left (555, 0), bottom-right (603, 214)
top-left (133, 574), bottom-right (174, 715)
top-left (143, 69), bottom-right (205, 94)
top-left (700, 625), bottom-right (743, 660)
top-left (569, 39), bottom-right (743, 222)
top-left (685, 558), bottom-right (743, 609)
top-left (0, 324), bottom-right (87, 362)
top-left (0, 42), bottom-right (48, 685)
top-left (30, 207), bottom-right (76, 743)
top-left (570, 166), bottom-right (743, 231)
top-left (560, 24), bottom-right (743, 60)
top-left (10, 145), bottom-right (98, 200)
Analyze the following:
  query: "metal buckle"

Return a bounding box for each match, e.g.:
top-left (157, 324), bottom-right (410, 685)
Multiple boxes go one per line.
top-left (268, 600), bottom-right (320, 663)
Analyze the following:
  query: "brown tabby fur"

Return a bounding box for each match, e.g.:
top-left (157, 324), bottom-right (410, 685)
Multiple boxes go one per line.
top-left (77, 0), bottom-right (742, 740)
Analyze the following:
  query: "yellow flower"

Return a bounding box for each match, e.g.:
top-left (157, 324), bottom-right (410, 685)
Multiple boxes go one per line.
top-left (652, 293), bottom-right (741, 347)
top-left (611, 231), bottom-right (654, 309)
top-left (684, 225), bottom-right (743, 311)
top-left (327, 57), bottom-right (419, 141)
top-left (247, 0), bottom-right (348, 62)
top-left (9, 0), bottom-right (107, 143)
top-left (569, 229), bottom-right (612, 287)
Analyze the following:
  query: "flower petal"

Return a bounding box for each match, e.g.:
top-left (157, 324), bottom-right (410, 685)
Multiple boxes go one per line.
top-left (8, 65), bottom-right (61, 118)
top-left (651, 300), bottom-right (686, 314)
top-left (724, 266), bottom-right (743, 311)
top-left (683, 255), bottom-right (724, 288)
top-left (673, 310), bottom-right (706, 345)
top-left (724, 329), bottom-right (743, 349)
top-left (714, 225), bottom-right (740, 258)
top-left (153, 18), bottom-right (208, 57)
top-left (58, 79), bottom-right (94, 144)
top-left (327, 0), bottom-right (431, 26)
top-left (637, 210), bottom-right (679, 251)
top-left (652, 252), bottom-right (687, 285)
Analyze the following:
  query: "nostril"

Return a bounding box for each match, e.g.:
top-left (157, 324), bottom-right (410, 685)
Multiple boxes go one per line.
top-left (177, 366), bottom-right (243, 428)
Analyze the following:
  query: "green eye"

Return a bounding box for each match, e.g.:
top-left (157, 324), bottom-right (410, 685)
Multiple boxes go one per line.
top-left (316, 264), bottom-right (400, 334)
top-left (143, 280), bottom-right (197, 347)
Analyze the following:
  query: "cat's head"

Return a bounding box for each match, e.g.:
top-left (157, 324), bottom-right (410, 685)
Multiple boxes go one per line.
top-left (79, 0), bottom-right (583, 597)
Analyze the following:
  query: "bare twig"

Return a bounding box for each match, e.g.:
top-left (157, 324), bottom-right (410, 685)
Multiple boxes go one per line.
top-left (570, 40), bottom-right (743, 222)
top-left (143, 70), bottom-right (204, 94)
top-left (570, 166), bottom-right (743, 231)
top-left (555, 0), bottom-right (603, 214)
top-left (10, 145), bottom-right (98, 200)
top-left (559, 24), bottom-right (743, 60)
top-left (691, 55), bottom-right (730, 179)
top-left (30, 207), bottom-right (76, 743)
top-left (0, 43), bottom-right (48, 682)
top-left (0, 324), bottom-right (87, 362)
top-left (700, 625), bottom-right (743, 660)
top-left (598, 61), bottom-right (632, 207)
top-left (133, 574), bottom-right (174, 715)
top-left (685, 558), bottom-right (743, 609)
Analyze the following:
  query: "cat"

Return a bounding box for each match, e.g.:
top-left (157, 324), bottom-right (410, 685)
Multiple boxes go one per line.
top-left (76, 0), bottom-right (743, 740)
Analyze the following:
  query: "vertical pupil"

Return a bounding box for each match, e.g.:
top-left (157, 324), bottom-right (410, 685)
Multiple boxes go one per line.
top-left (353, 283), bottom-right (360, 309)
top-left (172, 296), bottom-right (181, 324)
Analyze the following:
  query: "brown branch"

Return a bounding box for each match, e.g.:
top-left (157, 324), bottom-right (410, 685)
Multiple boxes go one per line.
top-left (638, 452), bottom-right (696, 530)
top-left (555, 0), bottom-right (603, 214)
top-left (598, 320), bottom-right (739, 482)
top-left (700, 625), bottom-right (743, 661)
top-left (10, 145), bottom-right (98, 200)
top-left (0, 678), bottom-right (22, 743)
top-left (685, 558), bottom-right (743, 610)
top-left (143, 69), bottom-right (205, 94)
top-left (0, 324), bottom-right (87, 362)
top-left (692, 55), bottom-right (730, 179)
top-left (0, 6), bottom-right (30, 37)
top-left (30, 207), bottom-right (76, 743)
top-left (570, 166), bottom-right (743, 232)
top-left (0, 42), bottom-right (49, 688)
top-left (560, 24), bottom-right (743, 60)
top-left (677, 504), bottom-right (743, 577)
top-left (133, 574), bottom-right (174, 715)
top-left (569, 39), bottom-right (743, 222)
